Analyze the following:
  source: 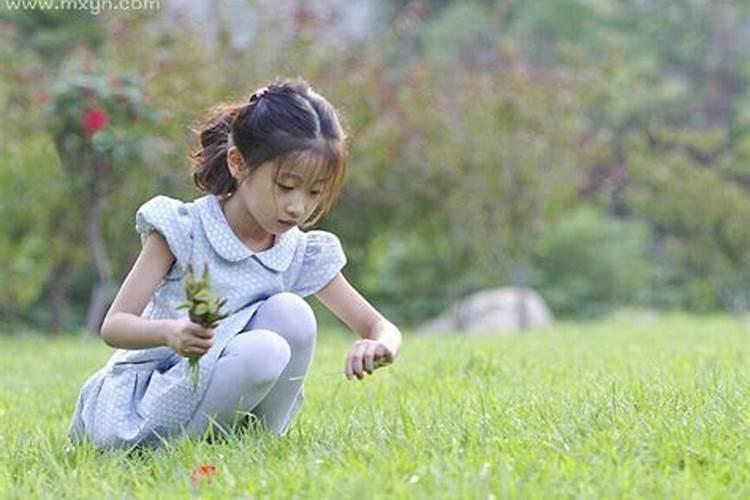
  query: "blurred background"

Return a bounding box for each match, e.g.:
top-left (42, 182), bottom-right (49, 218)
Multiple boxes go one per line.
top-left (1, 0), bottom-right (749, 335)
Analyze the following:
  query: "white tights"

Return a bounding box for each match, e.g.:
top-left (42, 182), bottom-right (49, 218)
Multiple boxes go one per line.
top-left (184, 292), bottom-right (316, 438)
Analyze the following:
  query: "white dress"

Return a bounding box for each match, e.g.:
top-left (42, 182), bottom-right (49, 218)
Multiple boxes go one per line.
top-left (67, 194), bottom-right (346, 450)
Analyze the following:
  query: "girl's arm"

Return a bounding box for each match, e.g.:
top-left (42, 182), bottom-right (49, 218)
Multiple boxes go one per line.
top-left (101, 231), bottom-right (215, 355)
top-left (100, 232), bottom-right (177, 349)
top-left (315, 273), bottom-right (402, 380)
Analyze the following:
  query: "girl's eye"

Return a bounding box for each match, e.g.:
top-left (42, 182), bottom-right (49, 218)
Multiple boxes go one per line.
top-left (277, 183), bottom-right (294, 191)
top-left (310, 190), bottom-right (322, 196)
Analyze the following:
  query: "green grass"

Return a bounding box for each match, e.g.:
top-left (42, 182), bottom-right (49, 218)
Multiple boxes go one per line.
top-left (2, 312), bottom-right (750, 499)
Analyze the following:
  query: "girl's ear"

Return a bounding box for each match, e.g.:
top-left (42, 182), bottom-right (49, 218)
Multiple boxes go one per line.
top-left (226, 146), bottom-right (246, 180)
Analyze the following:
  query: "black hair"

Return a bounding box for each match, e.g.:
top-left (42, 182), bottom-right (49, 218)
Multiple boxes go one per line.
top-left (189, 77), bottom-right (348, 226)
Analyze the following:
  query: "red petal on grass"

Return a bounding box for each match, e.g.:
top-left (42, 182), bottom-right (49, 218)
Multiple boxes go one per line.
top-left (190, 464), bottom-right (217, 484)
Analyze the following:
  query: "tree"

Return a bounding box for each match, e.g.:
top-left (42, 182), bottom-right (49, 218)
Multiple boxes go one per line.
top-left (45, 71), bottom-right (154, 333)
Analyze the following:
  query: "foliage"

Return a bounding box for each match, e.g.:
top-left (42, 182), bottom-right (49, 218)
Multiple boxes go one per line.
top-left (41, 69), bottom-right (159, 332)
top-left (359, 229), bottom-right (488, 326)
top-left (625, 130), bottom-right (750, 312)
top-left (511, 0), bottom-right (750, 317)
top-left (1, 0), bottom-right (749, 331)
top-left (0, 8), bottom-right (105, 61)
top-left (0, 137), bottom-right (64, 326)
top-left (419, 1), bottom-right (498, 66)
top-left (45, 72), bottom-right (153, 187)
top-left (531, 206), bottom-right (652, 318)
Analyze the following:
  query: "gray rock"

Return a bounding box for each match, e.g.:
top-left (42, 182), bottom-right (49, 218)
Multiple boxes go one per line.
top-left (419, 287), bottom-right (553, 335)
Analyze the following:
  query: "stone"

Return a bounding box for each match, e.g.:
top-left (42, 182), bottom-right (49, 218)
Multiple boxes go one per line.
top-left (418, 287), bottom-right (553, 335)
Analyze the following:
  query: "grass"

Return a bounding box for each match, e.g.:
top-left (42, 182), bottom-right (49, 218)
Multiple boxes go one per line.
top-left (2, 311), bottom-right (750, 499)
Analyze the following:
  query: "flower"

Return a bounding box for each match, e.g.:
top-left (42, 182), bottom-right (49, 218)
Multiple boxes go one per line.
top-left (189, 464), bottom-right (217, 484)
top-left (81, 107), bottom-right (109, 135)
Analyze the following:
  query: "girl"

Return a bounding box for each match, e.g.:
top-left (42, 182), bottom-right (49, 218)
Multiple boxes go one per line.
top-left (68, 78), bottom-right (402, 451)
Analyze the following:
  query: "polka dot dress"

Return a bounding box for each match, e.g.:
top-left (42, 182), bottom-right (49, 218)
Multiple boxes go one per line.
top-left (67, 194), bottom-right (346, 450)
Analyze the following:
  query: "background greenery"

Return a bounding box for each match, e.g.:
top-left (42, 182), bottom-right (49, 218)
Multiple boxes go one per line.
top-left (3, 4), bottom-right (749, 497)
top-left (1, 0), bottom-right (749, 332)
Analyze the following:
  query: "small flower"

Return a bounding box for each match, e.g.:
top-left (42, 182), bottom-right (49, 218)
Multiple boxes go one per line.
top-left (190, 464), bottom-right (217, 484)
top-left (81, 107), bottom-right (109, 135)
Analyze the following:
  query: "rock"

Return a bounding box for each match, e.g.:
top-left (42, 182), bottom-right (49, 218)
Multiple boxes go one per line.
top-left (418, 287), bottom-right (553, 335)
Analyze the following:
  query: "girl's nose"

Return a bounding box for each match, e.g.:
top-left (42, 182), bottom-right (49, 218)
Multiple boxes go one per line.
top-left (286, 200), bottom-right (305, 218)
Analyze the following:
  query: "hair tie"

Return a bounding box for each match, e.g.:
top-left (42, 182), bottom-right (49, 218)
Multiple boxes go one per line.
top-left (249, 86), bottom-right (269, 104)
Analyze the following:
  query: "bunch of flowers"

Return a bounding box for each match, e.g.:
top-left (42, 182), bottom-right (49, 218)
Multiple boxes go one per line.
top-left (177, 264), bottom-right (230, 391)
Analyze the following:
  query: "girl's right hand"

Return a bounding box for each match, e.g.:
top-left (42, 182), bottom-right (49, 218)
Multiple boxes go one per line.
top-left (164, 318), bottom-right (215, 358)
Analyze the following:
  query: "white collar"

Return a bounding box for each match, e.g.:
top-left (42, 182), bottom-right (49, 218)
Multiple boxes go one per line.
top-left (196, 194), bottom-right (301, 272)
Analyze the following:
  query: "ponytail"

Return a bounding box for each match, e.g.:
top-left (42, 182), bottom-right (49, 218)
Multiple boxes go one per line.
top-left (189, 102), bottom-right (245, 196)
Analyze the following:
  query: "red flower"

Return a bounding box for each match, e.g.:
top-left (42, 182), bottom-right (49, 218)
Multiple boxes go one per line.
top-left (81, 107), bottom-right (109, 135)
top-left (189, 464), bottom-right (217, 484)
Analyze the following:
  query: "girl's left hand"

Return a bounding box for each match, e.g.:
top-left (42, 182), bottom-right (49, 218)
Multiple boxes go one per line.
top-left (345, 339), bottom-right (396, 380)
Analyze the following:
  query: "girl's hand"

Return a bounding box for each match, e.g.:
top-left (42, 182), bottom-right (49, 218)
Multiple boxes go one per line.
top-left (345, 339), bottom-right (396, 380)
top-left (164, 318), bottom-right (215, 358)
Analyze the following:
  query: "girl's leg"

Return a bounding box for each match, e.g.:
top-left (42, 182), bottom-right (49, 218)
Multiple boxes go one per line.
top-left (244, 292), bottom-right (317, 435)
top-left (184, 293), bottom-right (316, 438)
top-left (184, 329), bottom-right (291, 438)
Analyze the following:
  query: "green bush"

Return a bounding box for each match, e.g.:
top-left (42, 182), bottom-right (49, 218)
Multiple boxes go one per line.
top-left (355, 229), bottom-right (490, 327)
top-left (532, 206), bottom-right (652, 318)
top-left (642, 234), bottom-right (749, 313)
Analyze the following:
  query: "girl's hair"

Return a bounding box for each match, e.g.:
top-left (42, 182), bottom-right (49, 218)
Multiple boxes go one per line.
top-left (189, 77), bottom-right (348, 226)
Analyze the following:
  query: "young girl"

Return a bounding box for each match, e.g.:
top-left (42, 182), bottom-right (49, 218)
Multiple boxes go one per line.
top-left (67, 78), bottom-right (402, 451)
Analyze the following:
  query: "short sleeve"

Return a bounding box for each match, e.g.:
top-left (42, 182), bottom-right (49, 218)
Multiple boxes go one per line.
top-left (135, 195), bottom-right (193, 278)
top-left (292, 231), bottom-right (347, 297)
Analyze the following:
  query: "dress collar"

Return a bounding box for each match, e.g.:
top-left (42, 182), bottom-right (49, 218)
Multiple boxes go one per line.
top-left (196, 194), bottom-right (301, 272)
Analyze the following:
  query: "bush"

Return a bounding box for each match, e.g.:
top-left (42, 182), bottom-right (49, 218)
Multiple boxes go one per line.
top-left (355, 229), bottom-right (491, 327)
top-left (531, 207), bottom-right (652, 318)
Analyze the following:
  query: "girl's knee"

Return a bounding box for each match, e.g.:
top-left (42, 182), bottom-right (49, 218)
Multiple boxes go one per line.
top-left (226, 330), bottom-right (291, 384)
top-left (261, 293), bottom-right (317, 348)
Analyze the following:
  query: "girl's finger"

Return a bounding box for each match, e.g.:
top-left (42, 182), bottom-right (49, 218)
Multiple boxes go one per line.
top-left (351, 342), bottom-right (368, 380)
top-left (188, 338), bottom-right (213, 350)
top-left (363, 344), bottom-right (377, 374)
top-left (383, 345), bottom-right (395, 362)
top-left (193, 328), bottom-right (214, 339)
top-left (373, 345), bottom-right (390, 368)
top-left (345, 346), bottom-right (361, 380)
top-left (374, 343), bottom-right (386, 359)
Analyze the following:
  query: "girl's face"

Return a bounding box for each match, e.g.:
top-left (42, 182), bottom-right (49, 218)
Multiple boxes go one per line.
top-left (228, 148), bottom-right (327, 235)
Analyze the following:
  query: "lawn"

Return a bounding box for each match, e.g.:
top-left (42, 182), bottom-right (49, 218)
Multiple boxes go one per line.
top-left (2, 312), bottom-right (750, 499)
